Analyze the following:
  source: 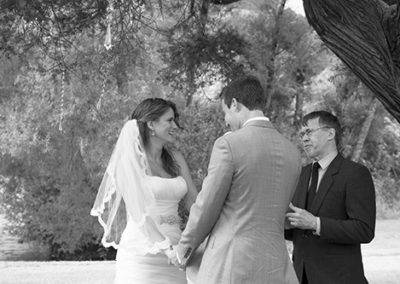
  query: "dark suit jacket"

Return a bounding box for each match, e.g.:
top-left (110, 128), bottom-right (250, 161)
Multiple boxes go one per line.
top-left (285, 154), bottom-right (376, 284)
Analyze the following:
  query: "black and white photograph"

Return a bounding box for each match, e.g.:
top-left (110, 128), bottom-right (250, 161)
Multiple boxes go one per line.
top-left (1, 0), bottom-right (399, 283)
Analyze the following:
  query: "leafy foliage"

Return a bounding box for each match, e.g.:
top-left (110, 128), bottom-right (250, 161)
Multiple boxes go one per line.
top-left (159, 27), bottom-right (246, 94)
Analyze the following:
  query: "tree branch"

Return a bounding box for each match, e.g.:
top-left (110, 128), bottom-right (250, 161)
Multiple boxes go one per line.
top-left (304, 0), bottom-right (400, 123)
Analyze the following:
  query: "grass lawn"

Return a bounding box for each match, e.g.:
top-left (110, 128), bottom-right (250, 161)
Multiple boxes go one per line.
top-left (362, 219), bottom-right (400, 284)
top-left (1, 219), bottom-right (399, 284)
top-left (0, 261), bottom-right (115, 284)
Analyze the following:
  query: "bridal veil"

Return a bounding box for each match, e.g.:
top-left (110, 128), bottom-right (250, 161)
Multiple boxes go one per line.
top-left (90, 119), bottom-right (170, 251)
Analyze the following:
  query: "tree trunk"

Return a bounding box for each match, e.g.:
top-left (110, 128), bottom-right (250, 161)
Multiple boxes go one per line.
top-left (200, 0), bottom-right (211, 31)
top-left (186, 66), bottom-right (195, 107)
top-left (185, 0), bottom-right (211, 107)
top-left (303, 0), bottom-right (400, 123)
top-left (294, 87), bottom-right (304, 129)
top-left (265, 0), bottom-right (287, 112)
top-left (115, 57), bottom-right (128, 96)
top-left (352, 95), bottom-right (379, 162)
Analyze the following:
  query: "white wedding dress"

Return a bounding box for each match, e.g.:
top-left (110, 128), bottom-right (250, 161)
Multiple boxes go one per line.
top-left (114, 175), bottom-right (188, 284)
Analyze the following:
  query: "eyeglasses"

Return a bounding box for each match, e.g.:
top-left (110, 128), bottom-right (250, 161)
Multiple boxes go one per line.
top-left (298, 126), bottom-right (330, 139)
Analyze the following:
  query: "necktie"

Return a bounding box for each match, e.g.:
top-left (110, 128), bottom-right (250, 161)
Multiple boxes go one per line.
top-left (306, 162), bottom-right (320, 210)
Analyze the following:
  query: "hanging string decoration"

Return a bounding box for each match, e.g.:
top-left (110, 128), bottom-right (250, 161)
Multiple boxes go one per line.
top-left (104, 1), bottom-right (114, 51)
top-left (59, 69), bottom-right (65, 131)
top-left (96, 0), bottom-right (114, 112)
top-left (96, 67), bottom-right (110, 111)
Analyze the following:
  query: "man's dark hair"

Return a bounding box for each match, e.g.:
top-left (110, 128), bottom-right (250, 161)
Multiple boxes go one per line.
top-left (219, 75), bottom-right (266, 111)
top-left (302, 111), bottom-right (342, 147)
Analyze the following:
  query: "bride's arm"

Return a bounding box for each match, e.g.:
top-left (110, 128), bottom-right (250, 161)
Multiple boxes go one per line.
top-left (173, 150), bottom-right (198, 210)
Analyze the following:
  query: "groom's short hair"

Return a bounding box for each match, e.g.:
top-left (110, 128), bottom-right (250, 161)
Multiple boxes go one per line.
top-left (219, 75), bottom-right (266, 111)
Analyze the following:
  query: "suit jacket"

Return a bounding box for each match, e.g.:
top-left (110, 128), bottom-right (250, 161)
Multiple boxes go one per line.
top-left (178, 119), bottom-right (302, 284)
top-left (285, 154), bottom-right (376, 284)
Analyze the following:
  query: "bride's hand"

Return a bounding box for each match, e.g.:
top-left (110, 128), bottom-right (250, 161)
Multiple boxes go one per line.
top-left (164, 246), bottom-right (175, 262)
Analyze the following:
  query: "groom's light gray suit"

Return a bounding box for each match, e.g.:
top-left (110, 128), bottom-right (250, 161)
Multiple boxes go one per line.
top-left (178, 119), bottom-right (301, 284)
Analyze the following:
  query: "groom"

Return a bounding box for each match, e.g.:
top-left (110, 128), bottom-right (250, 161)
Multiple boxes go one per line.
top-left (172, 75), bottom-right (301, 283)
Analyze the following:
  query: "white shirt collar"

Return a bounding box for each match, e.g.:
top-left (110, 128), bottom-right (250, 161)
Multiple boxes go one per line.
top-left (242, 116), bottom-right (270, 127)
top-left (316, 150), bottom-right (338, 170)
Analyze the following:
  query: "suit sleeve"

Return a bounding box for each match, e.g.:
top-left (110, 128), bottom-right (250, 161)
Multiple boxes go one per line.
top-left (178, 137), bottom-right (234, 259)
top-left (320, 164), bottom-right (376, 244)
top-left (284, 229), bottom-right (294, 241)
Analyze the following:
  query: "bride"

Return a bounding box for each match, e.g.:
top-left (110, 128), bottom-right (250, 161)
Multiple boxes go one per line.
top-left (91, 98), bottom-right (198, 283)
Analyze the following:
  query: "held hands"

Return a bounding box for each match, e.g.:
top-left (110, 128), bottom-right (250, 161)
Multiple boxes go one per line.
top-left (165, 245), bottom-right (186, 271)
top-left (164, 246), bottom-right (176, 263)
top-left (286, 203), bottom-right (318, 231)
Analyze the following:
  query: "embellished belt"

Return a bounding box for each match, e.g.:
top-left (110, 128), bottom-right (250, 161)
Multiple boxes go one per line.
top-left (159, 214), bottom-right (181, 225)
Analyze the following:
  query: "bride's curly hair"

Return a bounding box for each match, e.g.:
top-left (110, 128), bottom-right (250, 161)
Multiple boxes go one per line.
top-left (130, 98), bottom-right (181, 177)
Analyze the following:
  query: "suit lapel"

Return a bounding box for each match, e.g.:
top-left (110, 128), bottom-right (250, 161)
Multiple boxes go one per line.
top-left (310, 154), bottom-right (343, 214)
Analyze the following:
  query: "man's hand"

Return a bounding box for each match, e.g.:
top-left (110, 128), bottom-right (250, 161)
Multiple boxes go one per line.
top-left (286, 203), bottom-right (318, 231)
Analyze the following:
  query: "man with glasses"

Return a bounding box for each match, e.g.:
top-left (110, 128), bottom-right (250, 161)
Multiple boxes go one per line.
top-left (285, 111), bottom-right (376, 284)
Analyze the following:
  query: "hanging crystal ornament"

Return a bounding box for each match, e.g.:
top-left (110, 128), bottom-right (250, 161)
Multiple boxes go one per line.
top-left (96, 0), bottom-right (114, 112)
top-left (104, 1), bottom-right (114, 50)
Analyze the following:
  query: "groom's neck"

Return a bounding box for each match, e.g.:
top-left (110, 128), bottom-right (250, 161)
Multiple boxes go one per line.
top-left (239, 109), bottom-right (265, 128)
top-left (247, 110), bottom-right (265, 119)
